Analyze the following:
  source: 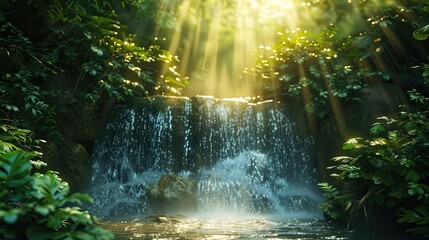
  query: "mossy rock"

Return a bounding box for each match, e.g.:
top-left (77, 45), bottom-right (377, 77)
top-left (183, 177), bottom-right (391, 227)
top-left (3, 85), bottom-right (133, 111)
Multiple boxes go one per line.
top-left (147, 175), bottom-right (198, 214)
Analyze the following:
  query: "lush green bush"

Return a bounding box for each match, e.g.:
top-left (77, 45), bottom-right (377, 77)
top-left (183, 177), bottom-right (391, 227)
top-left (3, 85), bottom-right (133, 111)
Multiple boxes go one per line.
top-left (251, 0), bottom-right (429, 118)
top-left (318, 90), bottom-right (429, 237)
top-left (253, 25), bottom-right (387, 118)
top-left (0, 21), bottom-right (61, 140)
top-left (0, 124), bottom-right (113, 239)
top-left (319, 2), bottom-right (429, 237)
top-left (0, 0), bottom-right (188, 139)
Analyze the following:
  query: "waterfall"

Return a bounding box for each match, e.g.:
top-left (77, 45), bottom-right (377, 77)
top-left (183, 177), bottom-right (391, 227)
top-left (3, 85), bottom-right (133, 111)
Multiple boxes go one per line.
top-left (88, 96), bottom-right (323, 219)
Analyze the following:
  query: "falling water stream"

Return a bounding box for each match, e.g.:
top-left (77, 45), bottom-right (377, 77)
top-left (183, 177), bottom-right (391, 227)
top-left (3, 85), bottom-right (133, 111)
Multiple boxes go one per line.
top-left (88, 96), bottom-right (384, 239)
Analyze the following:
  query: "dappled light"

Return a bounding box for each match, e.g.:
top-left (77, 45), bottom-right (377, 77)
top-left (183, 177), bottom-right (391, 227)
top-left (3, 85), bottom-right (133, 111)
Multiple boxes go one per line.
top-left (132, 0), bottom-right (428, 132)
top-left (153, 0), bottom-right (306, 97)
top-left (1, 0), bottom-right (429, 239)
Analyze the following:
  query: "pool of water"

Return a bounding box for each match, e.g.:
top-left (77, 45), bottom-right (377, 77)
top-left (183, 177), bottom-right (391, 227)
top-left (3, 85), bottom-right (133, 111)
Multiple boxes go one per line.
top-left (99, 215), bottom-right (387, 240)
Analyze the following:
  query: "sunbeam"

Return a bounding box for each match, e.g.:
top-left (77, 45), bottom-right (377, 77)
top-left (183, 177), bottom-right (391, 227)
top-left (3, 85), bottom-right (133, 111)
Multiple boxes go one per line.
top-left (141, 0), bottom-right (428, 136)
top-left (151, 0), bottom-right (303, 98)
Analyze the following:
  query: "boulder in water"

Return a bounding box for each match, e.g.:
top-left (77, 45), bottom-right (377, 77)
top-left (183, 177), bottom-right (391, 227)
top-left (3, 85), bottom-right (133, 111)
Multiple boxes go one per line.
top-left (147, 175), bottom-right (198, 213)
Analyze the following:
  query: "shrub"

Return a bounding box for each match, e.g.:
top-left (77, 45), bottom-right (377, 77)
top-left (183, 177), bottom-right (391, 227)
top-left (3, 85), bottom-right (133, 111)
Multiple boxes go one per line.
top-left (0, 124), bottom-right (113, 240)
top-left (319, 90), bottom-right (429, 237)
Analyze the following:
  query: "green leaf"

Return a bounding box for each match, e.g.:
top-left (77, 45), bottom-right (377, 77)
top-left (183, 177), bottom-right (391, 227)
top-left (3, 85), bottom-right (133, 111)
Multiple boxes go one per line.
top-left (303, 103), bottom-right (315, 113)
top-left (343, 138), bottom-right (364, 150)
top-left (404, 122), bottom-right (418, 135)
top-left (398, 205), bottom-right (429, 227)
top-left (1, 209), bottom-right (22, 224)
top-left (413, 24), bottom-right (429, 40)
top-left (332, 156), bottom-right (354, 162)
top-left (408, 182), bottom-right (425, 197)
top-left (69, 193), bottom-right (94, 205)
top-left (35, 206), bottom-right (50, 216)
top-left (372, 176), bottom-right (382, 184)
top-left (0, 151), bottom-right (32, 179)
top-left (370, 123), bottom-right (386, 135)
top-left (405, 171), bottom-right (421, 182)
top-left (46, 216), bottom-right (62, 229)
top-left (369, 138), bottom-right (387, 146)
top-left (388, 187), bottom-right (408, 199)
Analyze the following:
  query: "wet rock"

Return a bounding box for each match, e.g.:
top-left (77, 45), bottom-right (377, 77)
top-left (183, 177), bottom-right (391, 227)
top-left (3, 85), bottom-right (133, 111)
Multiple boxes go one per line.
top-left (146, 215), bottom-right (185, 223)
top-left (39, 141), bottom-right (90, 192)
top-left (60, 143), bottom-right (91, 191)
top-left (147, 175), bottom-right (198, 214)
top-left (154, 216), bottom-right (182, 223)
top-left (154, 216), bottom-right (170, 223)
top-left (39, 141), bottom-right (60, 168)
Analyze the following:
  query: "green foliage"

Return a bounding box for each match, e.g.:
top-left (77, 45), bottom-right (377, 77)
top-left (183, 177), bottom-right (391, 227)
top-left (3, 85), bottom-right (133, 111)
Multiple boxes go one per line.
top-left (0, 70), bottom-right (60, 140)
top-left (0, 0), bottom-right (188, 138)
top-left (413, 24), bottom-right (429, 40)
top-left (319, 90), bottom-right (429, 236)
top-left (253, 25), bottom-right (385, 117)
top-left (319, 2), bottom-right (429, 236)
top-left (414, 0), bottom-right (429, 86)
top-left (251, 0), bottom-right (429, 118)
top-left (118, 0), bottom-right (179, 32)
top-left (66, 1), bottom-right (188, 101)
top-left (0, 125), bottom-right (45, 167)
top-left (0, 21), bottom-right (61, 140)
top-left (413, 0), bottom-right (429, 40)
top-left (398, 205), bottom-right (429, 236)
top-left (0, 125), bottom-right (113, 239)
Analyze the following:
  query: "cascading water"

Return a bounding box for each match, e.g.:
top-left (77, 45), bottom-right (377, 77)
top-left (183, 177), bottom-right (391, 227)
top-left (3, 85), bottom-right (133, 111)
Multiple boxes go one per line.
top-left (88, 96), bottom-right (323, 219)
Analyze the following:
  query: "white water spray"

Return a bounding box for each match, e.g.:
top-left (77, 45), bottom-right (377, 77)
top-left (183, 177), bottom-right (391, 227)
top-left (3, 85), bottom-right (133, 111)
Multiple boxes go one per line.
top-left (88, 96), bottom-right (322, 219)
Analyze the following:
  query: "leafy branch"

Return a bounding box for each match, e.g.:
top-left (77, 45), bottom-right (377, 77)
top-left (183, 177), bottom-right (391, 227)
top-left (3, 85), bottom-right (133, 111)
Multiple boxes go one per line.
top-left (319, 90), bottom-right (429, 237)
top-left (0, 124), bottom-right (113, 239)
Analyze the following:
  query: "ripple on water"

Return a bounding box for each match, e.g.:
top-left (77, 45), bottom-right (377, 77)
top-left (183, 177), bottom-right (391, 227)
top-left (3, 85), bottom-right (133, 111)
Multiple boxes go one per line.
top-left (100, 216), bottom-right (363, 240)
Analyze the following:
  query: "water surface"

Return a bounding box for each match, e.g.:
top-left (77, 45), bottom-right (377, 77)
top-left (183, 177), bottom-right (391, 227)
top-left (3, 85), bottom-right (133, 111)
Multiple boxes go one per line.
top-left (100, 215), bottom-right (373, 240)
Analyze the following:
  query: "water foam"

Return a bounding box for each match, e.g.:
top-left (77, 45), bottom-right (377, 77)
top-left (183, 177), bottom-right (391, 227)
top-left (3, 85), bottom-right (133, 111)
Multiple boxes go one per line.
top-left (88, 96), bottom-right (322, 219)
